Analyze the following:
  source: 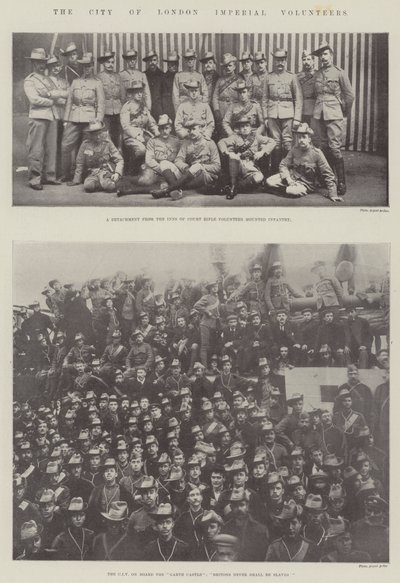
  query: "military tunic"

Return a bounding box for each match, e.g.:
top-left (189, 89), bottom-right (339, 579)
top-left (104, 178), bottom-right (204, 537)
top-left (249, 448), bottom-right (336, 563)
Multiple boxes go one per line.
top-left (175, 100), bottom-right (215, 139)
top-left (175, 137), bottom-right (221, 185)
top-left (314, 276), bottom-right (344, 310)
top-left (265, 275), bottom-right (301, 312)
top-left (145, 134), bottom-right (181, 182)
top-left (97, 70), bottom-right (126, 147)
top-left (249, 71), bottom-right (269, 118)
top-left (72, 136), bottom-right (124, 192)
top-left (24, 72), bottom-right (61, 186)
top-left (119, 69), bottom-right (152, 110)
top-left (222, 100), bottom-right (264, 136)
top-left (51, 527), bottom-right (94, 560)
top-left (239, 280), bottom-right (267, 317)
top-left (274, 145), bottom-right (338, 199)
top-left (218, 131), bottom-right (275, 185)
top-left (172, 70), bottom-right (208, 111)
top-left (296, 71), bottom-right (316, 121)
top-left (313, 64), bottom-right (354, 157)
top-left (120, 101), bottom-right (158, 161)
top-left (203, 70), bottom-right (220, 105)
top-left (212, 73), bottom-right (240, 120)
top-left (264, 71), bottom-right (303, 151)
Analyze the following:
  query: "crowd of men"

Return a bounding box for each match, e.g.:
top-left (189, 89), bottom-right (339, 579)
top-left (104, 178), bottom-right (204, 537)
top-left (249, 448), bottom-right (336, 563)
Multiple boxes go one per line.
top-left (23, 40), bottom-right (353, 202)
top-left (13, 259), bottom-right (389, 561)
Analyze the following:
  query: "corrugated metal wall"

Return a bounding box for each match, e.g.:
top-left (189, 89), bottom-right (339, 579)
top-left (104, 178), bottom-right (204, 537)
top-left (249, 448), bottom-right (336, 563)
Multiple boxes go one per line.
top-left (14, 32), bottom-right (388, 153)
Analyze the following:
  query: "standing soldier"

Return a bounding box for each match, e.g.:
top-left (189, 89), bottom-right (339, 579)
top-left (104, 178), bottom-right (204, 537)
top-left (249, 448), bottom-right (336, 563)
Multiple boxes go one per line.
top-left (120, 81), bottom-right (159, 174)
top-left (297, 50), bottom-right (317, 126)
top-left (212, 53), bottom-right (239, 136)
top-left (265, 48), bottom-right (302, 174)
top-left (199, 52), bottom-right (219, 105)
top-left (312, 41), bottom-right (354, 196)
top-left (264, 261), bottom-right (302, 315)
top-left (23, 48), bottom-right (63, 190)
top-left (194, 282), bottom-right (221, 370)
top-left (238, 52), bottom-right (254, 86)
top-left (175, 79), bottom-right (215, 140)
top-left (249, 52), bottom-right (269, 119)
top-left (119, 48), bottom-right (151, 109)
top-left (61, 53), bottom-right (105, 182)
top-left (311, 260), bottom-right (344, 317)
top-left (161, 51), bottom-right (180, 122)
top-left (237, 264), bottom-right (267, 319)
top-left (47, 55), bottom-right (69, 180)
top-left (67, 121), bottom-right (123, 193)
top-left (59, 42), bottom-right (81, 85)
top-left (222, 80), bottom-right (265, 137)
top-left (144, 50), bottom-right (164, 122)
top-left (97, 50), bottom-right (125, 148)
top-left (151, 119), bottom-right (220, 201)
top-left (173, 49), bottom-right (208, 112)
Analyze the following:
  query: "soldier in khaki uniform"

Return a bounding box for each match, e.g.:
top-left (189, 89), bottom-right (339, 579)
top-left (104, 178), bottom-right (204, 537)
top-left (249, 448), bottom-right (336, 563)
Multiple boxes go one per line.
top-left (266, 122), bottom-right (341, 202)
top-left (265, 48), bottom-right (302, 173)
top-left (97, 50), bottom-right (126, 147)
top-left (218, 115), bottom-right (275, 199)
top-left (312, 42), bottom-right (354, 196)
top-left (23, 48), bottom-right (64, 190)
top-left (120, 81), bottom-right (159, 173)
top-left (248, 52), bottom-right (269, 119)
top-left (175, 79), bottom-right (215, 140)
top-left (68, 121), bottom-right (123, 193)
top-left (117, 115), bottom-right (181, 196)
top-left (172, 49), bottom-right (208, 112)
top-left (61, 53), bottom-right (105, 182)
top-left (264, 261), bottom-right (302, 314)
top-left (199, 52), bottom-right (219, 106)
top-left (47, 55), bottom-right (69, 179)
top-left (222, 80), bottom-right (265, 137)
top-left (212, 53), bottom-right (239, 135)
top-left (238, 52), bottom-right (254, 87)
top-left (151, 119), bottom-right (220, 200)
top-left (296, 50), bottom-right (317, 126)
top-left (119, 48), bottom-right (151, 110)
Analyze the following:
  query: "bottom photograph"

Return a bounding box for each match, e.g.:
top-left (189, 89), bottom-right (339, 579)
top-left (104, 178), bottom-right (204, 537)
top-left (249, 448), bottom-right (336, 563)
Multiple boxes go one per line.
top-left (12, 242), bottom-right (389, 562)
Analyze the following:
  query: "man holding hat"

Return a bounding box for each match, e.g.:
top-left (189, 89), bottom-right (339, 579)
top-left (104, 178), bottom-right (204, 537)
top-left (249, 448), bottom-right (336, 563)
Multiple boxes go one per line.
top-left (266, 123), bottom-right (341, 201)
top-left (297, 50), bottom-right (317, 126)
top-left (68, 120), bottom-right (123, 192)
top-left (152, 119), bottom-right (221, 200)
top-left (23, 48), bottom-right (64, 190)
top-left (120, 80), bottom-right (159, 174)
top-left (143, 503), bottom-right (190, 560)
top-left (51, 497), bottom-right (94, 560)
top-left (144, 51), bottom-right (164, 121)
top-left (218, 114), bottom-right (275, 200)
top-left (173, 48), bottom-right (208, 111)
top-left (97, 50), bottom-right (126, 147)
top-left (175, 78), bottom-right (215, 140)
top-left (200, 52), bottom-right (219, 105)
top-left (61, 52), bottom-right (105, 182)
top-left (120, 48), bottom-right (151, 109)
top-left (312, 41), bottom-right (354, 196)
top-left (265, 48), bottom-right (302, 173)
top-left (212, 53), bottom-right (239, 133)
top-left (161, 51), bottom-right (180, 121)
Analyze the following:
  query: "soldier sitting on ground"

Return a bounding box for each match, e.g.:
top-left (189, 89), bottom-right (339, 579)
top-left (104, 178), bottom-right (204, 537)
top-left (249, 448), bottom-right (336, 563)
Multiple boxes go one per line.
top-left (265, 123), bottom-right (342, 203)
top-left (67, 121), bottom-right (123, 193)
top-left (218, 115), bottom-right (275, 200)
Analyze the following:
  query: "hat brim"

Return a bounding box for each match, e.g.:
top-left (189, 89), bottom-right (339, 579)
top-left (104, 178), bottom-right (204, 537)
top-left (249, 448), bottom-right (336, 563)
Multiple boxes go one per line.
top-left (100, 512), bottom-right (127, 521)
top-left (69, 503), bottom-right (88, 512)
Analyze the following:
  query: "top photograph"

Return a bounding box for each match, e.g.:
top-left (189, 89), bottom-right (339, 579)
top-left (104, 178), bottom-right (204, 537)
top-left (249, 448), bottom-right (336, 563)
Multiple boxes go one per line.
top-left (12, 32), bottom-right (388, 207)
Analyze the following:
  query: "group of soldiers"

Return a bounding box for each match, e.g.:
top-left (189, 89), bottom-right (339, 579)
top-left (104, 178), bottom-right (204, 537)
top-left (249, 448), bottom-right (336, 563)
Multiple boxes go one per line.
top-left (13, 260), bottom-right (389, 561)
top-left (23, 40), bottom-right (353, 202)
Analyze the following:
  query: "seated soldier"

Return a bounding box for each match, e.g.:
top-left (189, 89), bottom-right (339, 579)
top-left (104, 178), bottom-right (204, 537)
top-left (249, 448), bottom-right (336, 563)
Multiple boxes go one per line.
top-left (218, 115), bottom-right (275, 200)
top-left (120, 80), bottom-right (159, 174)
top-left (67, 121), bottom-right (123, 193)
top-left (117, 114), bottom-right (181, 196)
top-left (175, 79), bottom-right (215, 140)
top-left (266, 123), bottom-right (342, 202)
top-left (222, 80), bottom-right (265, 137)
top-left (151, 119), bottom-right (221, 200)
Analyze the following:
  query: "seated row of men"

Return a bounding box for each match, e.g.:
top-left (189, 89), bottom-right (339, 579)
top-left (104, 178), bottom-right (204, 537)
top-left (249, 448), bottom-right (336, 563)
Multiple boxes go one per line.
top-left (24, 41), bottom-right (353, 200)
top-left (13, 384), bottom-right (388, 561)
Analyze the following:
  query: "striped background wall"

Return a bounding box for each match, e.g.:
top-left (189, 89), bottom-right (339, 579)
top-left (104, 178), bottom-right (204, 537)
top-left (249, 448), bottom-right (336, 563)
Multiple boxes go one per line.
top-left (14, 33), bottom-right (388, 153)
